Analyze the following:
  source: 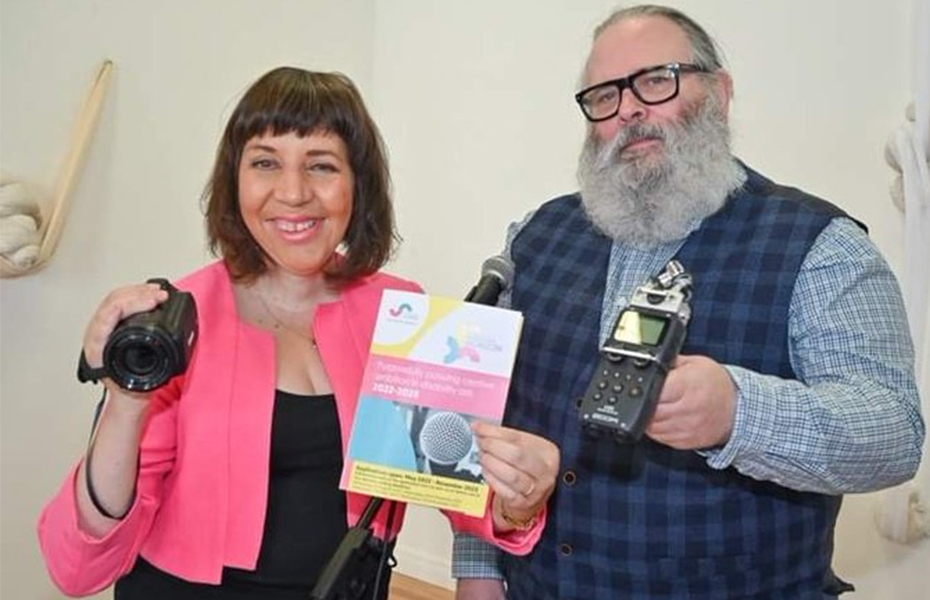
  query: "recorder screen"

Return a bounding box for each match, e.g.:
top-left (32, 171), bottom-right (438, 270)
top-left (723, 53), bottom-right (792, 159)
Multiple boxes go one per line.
top-left (614, 311), bottom-right (667, 347)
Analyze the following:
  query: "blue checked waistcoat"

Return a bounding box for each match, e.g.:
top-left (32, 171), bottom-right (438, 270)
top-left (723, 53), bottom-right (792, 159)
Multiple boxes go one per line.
top-left (500, 168), bottom-right (854, 600)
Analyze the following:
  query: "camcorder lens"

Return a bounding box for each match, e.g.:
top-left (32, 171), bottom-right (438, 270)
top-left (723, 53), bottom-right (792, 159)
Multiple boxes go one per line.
top-left (122, 343), bottom-right (160, 376)
top-left (104, 329), bottom-right (174, 391)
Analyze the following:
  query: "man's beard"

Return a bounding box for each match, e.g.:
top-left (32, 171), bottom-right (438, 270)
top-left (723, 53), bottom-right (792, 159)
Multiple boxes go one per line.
top-left (576, 92), bottom-right (746, 249)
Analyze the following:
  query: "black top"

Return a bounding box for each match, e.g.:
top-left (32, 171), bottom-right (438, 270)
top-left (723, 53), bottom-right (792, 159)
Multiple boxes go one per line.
top-left (115, 390), bottom-right (348, 599)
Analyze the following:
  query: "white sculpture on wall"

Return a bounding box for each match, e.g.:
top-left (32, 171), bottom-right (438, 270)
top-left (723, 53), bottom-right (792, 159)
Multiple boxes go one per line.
top-left (875, 0), bottom-right (930, 545)
top-left (0, 179), bottom-right (42, 271)
top-left (0, 60), bottom-right (114, 278)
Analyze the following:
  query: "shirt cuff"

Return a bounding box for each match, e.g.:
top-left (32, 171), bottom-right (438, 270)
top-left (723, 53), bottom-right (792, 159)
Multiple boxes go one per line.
top-left (700, 365), bottom-right (774, 470)
top-left (451, 533), bottom-right (504, 580)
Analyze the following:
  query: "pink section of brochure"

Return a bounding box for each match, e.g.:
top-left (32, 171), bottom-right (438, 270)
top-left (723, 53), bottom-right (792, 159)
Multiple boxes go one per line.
top-left (360, 354), bottom-right (509, 417)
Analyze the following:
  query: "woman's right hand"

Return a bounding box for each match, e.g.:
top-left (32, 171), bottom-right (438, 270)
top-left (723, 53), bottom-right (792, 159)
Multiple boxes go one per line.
top-left (82, 282), bottom-right (169, 396)
top-left (75, 282), bottom-right (170, 534)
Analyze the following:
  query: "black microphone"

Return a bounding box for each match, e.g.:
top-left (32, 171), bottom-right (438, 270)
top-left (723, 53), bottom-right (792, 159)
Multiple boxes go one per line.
top-left (311, 255), bottom-right (514, 600)
top-left (464, 255), bottom-right (514, 306)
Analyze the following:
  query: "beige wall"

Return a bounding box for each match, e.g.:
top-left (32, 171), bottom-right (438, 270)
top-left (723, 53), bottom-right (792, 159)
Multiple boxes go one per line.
top-left (2, 0), bottom-right (927, 598)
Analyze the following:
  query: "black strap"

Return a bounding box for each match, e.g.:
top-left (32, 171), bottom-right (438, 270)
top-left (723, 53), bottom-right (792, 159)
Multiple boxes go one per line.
top-left (85, 445), bottom-right (132, 520)
top-left (77, 350), bottom-right (107, 384)
top-left (84, 390), bottom-right (136, 520)
top-left (371, 502), bottom-right (398, 600)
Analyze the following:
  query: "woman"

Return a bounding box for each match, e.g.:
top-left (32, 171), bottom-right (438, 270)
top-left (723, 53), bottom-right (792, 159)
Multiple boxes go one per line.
top-left (38, 67), bottom-right (558, 599)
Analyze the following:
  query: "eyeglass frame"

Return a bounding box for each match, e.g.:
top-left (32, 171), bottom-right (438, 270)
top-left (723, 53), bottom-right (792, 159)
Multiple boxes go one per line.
top-left (574, 62), bottom-right (710, 122)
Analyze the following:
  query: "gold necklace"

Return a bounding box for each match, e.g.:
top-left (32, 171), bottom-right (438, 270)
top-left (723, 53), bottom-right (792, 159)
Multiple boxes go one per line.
top-left (254, 289), bottom-right (317, 347)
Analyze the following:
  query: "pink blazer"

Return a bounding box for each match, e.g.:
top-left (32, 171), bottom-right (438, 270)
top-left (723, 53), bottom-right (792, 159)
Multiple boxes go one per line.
top-left (38, 261), bottom-right (543, 596)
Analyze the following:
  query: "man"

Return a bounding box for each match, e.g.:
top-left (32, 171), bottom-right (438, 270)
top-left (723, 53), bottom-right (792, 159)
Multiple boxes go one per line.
top-left (453, 5), bottom-right (924, 600)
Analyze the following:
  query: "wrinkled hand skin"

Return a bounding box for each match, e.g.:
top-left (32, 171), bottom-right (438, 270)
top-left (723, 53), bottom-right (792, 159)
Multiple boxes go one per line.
top-left (472, 421), bottom-right (560, 531)
top-left (456, 577), bottom-right (506, 600)
top-left (645, 354), bottom-right (737, 450)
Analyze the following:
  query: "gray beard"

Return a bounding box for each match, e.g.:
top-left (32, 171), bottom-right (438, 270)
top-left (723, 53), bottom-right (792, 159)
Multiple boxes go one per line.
top-left (576, 94), bottom-right (746, 249)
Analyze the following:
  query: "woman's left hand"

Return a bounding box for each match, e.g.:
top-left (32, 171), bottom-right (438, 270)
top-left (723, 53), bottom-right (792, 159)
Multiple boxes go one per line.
top-left (471, 422), bottom-right (560, 532)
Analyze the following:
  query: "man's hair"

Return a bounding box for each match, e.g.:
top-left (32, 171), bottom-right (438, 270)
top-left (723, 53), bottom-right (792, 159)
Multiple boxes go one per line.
top-left (594, 4), bottom-right (726, 71)
top-left (203, 66), bottom-right (397, 284)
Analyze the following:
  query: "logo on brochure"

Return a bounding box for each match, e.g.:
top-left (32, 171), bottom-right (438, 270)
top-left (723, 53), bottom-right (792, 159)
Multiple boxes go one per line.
top-left (384, 301), bottom-right (421, 325)
top-left (389, 303), bottom-right (413, 317)
top-left (443, 336), bottom-right (481, 364)
top-left (442, 323), bottom-right (504, 364)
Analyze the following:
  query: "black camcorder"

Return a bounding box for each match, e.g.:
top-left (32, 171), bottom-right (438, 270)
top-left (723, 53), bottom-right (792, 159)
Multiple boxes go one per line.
top-left (77, 278), bottom-right (198, 391)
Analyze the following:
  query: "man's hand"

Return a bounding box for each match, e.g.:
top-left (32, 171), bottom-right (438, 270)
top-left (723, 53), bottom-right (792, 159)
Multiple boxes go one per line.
top-left (644, 354), bottom-right (737, 449)
top-left (472, 422), bottom-right (559, 531)
top-left (456, 578), bottom-right (506, 600)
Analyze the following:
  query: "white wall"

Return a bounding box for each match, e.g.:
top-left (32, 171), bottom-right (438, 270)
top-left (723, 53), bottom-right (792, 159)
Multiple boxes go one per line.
top-left (2, 0), bottom-right (927, 598)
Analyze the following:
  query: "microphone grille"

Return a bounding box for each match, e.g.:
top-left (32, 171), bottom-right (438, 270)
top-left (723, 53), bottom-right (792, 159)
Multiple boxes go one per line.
top-left (481, 255), bottom-right (514, 289)
top-left (419, 411), bottom-right (474, 465)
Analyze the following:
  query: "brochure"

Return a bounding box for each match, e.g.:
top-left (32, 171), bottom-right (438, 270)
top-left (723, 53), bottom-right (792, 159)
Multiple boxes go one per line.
top-left (341, 290), bottom-right (523, 516)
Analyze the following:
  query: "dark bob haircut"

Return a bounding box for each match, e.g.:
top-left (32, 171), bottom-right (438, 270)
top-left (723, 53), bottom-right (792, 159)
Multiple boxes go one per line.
top-left (203, 66), bottom-right (397, 284)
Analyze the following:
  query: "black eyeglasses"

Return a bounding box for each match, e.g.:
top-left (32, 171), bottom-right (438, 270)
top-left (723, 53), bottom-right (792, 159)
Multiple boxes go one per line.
top-left (574, 63), bottom-right (709, 122)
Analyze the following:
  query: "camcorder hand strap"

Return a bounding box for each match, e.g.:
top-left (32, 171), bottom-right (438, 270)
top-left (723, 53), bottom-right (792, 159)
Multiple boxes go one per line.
top-left (77, 350), bottom-right (107, 384)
